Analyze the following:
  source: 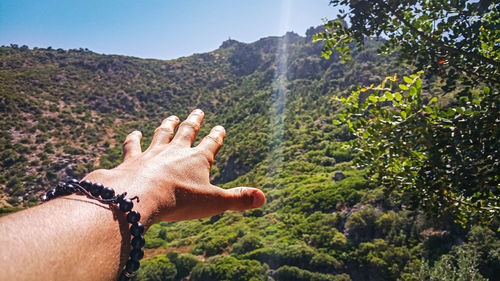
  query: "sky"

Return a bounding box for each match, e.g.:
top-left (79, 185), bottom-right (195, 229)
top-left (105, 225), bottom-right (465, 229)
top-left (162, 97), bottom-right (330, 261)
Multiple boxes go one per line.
top-left (0, 0), bottom-right (341, 60)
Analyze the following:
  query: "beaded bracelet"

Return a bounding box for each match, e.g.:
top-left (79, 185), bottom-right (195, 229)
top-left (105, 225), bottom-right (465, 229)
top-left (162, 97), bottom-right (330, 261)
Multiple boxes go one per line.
top-left (42, 178), bottom-right (145, 281)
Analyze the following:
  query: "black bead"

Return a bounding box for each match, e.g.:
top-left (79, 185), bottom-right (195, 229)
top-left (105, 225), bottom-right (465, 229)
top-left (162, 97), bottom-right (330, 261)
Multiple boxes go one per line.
top-left (55, 182), bottom-right (66, 194)
top-left (131, 235), bottom-right (145, 249)
top-left (66, 184), bottom-right (76, 193)
top-left (118, 272), bottom-right (131, 281)
top-left (127, 211), bottom-right (141, 223)
top-left (54, 187), bottom-right (66, 196)
top-left (101, 187), bottom-right (115, 199)
top-left (125, 259), bottom-right (140, 273)
top-left (89, 182), bottom-right (103, 197)
top-left (130, 223), bottom-right (145, 236)
top-left (80, 179), bottom-right (92, 190)
top-left (130, 248), bottom-right (144, 261)
top-left (120, 199), bottom-right (133, 212)
top-left (46, 189), bottom-right (56, 200)
top-left (67, 178), bottom-right (79, 185)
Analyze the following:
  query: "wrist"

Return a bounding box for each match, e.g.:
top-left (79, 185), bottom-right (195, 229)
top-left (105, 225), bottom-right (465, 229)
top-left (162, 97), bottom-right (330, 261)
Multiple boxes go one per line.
top-left (82, 169), bottom-right (162, 228)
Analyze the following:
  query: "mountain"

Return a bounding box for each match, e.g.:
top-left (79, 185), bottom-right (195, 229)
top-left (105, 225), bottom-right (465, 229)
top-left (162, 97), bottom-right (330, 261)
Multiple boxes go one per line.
top-left (1, 27), bottom-right (498, 280)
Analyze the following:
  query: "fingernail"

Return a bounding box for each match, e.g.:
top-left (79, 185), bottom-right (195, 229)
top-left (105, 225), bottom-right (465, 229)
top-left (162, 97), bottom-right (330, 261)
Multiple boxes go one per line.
top-left (251, 189), bottom-right (266, 208)
top-left (213, 125), bottom-right (225, 132)
top-left (193, 109), bottom-right (204, 115)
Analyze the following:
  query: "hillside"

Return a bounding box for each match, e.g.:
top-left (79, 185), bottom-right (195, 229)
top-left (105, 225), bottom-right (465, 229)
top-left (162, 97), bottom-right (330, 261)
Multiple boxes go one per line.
top-left (1, 27), bottom-right (498, 281)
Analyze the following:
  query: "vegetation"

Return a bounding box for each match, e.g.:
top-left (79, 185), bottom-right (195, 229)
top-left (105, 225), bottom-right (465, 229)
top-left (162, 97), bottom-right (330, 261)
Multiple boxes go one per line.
top-left (317, 0), bottom-right (499, 227)
top-left (1, 2), bottom-right (499, 279)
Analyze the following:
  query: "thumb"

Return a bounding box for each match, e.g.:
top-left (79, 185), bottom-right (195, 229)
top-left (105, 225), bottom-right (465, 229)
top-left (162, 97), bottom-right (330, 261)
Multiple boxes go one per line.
top-left (222, 187), bottom-right (266, 211)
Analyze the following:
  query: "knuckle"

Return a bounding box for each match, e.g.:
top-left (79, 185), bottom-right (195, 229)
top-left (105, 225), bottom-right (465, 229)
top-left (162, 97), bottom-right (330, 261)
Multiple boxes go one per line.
top-left (195, 148), bottom-right (214, 165)
top-left (154, 127), bottom-right (174, 135)
top-left (180, 120), bottom-right (200, 131)
top-left (238, 187), bottom-right (249, 197)
top-left (206, 154), bottom-right (215, 165)
top-left (205, 135), bottom-right (223, 146)
top-left (123, 137), bottom-right (135, 147)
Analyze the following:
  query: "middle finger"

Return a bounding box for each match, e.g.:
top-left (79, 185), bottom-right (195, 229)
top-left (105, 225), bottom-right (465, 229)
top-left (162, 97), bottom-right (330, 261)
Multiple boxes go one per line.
top-left (171, 109), bottom-right (204, 147)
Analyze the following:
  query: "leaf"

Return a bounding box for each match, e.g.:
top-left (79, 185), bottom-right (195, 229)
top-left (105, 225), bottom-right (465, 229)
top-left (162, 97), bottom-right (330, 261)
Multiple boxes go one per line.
top-left (483, 87), bottom-right (490, 94)
top-left (333, 120), bottom-right (341, 125)
top-left (428, 97), bottom-right (437, 105)
top-left (338, 114), bottom-right (345, 121)
top-left (395, 92), bottom-right (403, 101)
top-left (409, 86), bottom-right (417, 96)
top-left (399, 84), bottom-right (409, 90)
top-left (368, 95), bottom-right (378, 103)
top-left (403, 76), bottom-right (413, 84)
top-left (385, 91), bottom-right (394, 100)
top-left (401, 111), bottom-right (407, 119)
top-left (415, 78), bottom-right (422, 89)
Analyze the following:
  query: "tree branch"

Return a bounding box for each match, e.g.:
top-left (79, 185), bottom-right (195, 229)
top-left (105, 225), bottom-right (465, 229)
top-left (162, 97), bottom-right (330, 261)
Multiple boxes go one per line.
top-left (377, 1), bottom-right (500, 69)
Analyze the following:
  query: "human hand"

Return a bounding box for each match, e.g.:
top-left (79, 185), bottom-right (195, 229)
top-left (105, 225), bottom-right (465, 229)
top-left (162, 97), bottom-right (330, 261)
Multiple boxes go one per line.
top-left (83, 109), bottom-right (265, 225)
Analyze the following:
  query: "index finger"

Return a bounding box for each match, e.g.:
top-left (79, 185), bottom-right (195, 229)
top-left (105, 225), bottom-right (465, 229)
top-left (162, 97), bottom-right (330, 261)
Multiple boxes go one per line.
top-left (197, 125), bottom-right (226, 164)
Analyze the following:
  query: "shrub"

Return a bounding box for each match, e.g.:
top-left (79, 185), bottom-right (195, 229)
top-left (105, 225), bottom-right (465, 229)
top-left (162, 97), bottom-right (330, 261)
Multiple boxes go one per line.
top-left (413, 247), bottom-right (487, 281)
top-left (231, 234), bottom-right (263, 255)
top-left (344, 207), bottom-right (381, 242)
top-left (274, 265), bottom-right (348, 281)
top-left (166, 252), bottom-right (201, 279)
top-left (132, 255), bottom-right (177, 281)
top-left (190, 256), bottom-right (266, 281)
top-left (192, 235), bottom-right (227, 257)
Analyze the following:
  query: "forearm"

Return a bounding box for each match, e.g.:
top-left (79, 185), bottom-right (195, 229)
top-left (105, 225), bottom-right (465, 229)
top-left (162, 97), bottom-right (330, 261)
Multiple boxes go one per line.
top-left (0, 170), bottom-right (160, 281)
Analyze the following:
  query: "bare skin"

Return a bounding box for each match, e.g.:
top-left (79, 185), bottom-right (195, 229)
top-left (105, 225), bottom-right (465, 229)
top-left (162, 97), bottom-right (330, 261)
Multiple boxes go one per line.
top-left (0, 109), bottom-right (266, 281)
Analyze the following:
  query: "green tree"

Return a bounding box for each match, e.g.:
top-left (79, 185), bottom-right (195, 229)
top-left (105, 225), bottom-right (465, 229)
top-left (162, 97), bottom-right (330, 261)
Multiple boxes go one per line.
top-left (132, 255), bottom-right (177, 281)
top-left (230, 234), bottom-right (264, 255)
top-left (318, 0), bottom-right (500, 227)
top-left (315, 0), bottom-right (499, 87)
top-left (413, 247), bottom-right (488, 281)
top-left (190, 256), bottom-right (266, 281)
top-left (166, 252), bottom-right (201, 280)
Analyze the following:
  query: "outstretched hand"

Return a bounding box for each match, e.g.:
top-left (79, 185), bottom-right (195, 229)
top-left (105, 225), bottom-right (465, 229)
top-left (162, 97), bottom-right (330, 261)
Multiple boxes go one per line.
top-left (83, 109), bottom-right (265, 225)
top-left (0, 109), bottom-right (266, 281)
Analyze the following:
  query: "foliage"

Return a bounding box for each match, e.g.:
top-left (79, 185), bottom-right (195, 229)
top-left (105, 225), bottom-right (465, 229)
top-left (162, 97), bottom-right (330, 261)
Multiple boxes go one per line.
top-left (335, 73), bottom-right (499, 226)
top-left (132, 255), bottom-right (177, 281)
top-left (274, 265), bottom-right (350, 281)
top-left (230, 234), bottom-right (263, 255)
top-left (319, 0), bottom-right (500, 227)
top-left (190, 256), bottom-right (266, 281)
top-left (315, 0), bottom-right (499, 87)
top-left (166, 252), bottom-right (201, 280)
top-left (413, 247), bottom-right (487, 281)
top-left (2, 22), bottom-right (500, 281)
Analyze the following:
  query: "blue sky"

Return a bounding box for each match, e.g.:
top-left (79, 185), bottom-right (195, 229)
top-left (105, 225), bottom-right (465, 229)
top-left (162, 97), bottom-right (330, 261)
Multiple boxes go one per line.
top-left (0, 0), bottom-right (340, 60)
